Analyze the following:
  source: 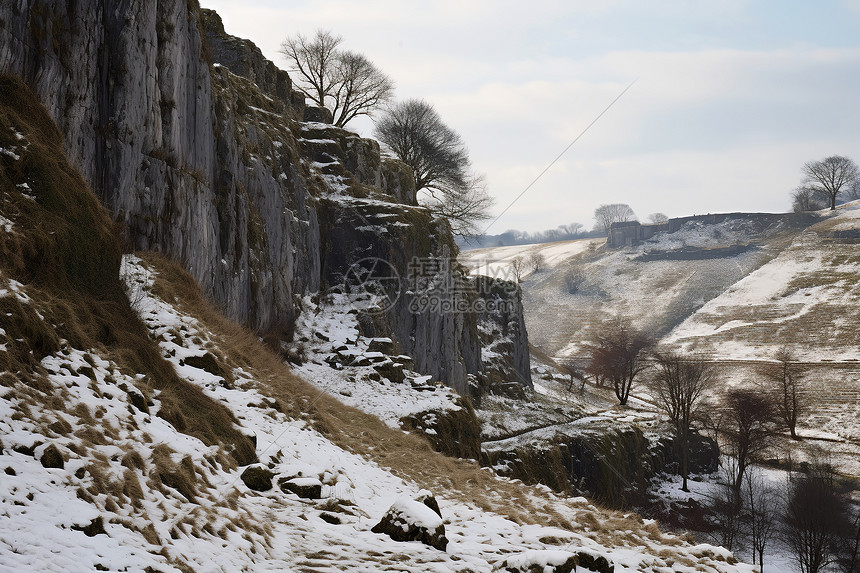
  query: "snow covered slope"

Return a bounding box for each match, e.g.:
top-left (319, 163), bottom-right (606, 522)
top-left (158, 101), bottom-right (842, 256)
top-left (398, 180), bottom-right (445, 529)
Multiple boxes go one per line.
top-left (662, 202), bottom-right (860, 361)
top-left (0, 254), bottom-right (756, 572)
top-left (462, 216), bottom-right (807, 361)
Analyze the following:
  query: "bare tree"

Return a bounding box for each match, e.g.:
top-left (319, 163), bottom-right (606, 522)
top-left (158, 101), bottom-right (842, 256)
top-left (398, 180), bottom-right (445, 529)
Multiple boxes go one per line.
top-left (593, 203), bottom-right (636, 235)
top-left (650, 352), bottom-right (715, 491)
top-left (711, 467), bottom-right (744, 551)
top-left (792, 186), bottom-right (827, 213)
top-left (647, 212), bottom-right (669, 224)
top-left (329, 51), bottom-right (394, 127)
top-left (280, 30), bottom-right (393, 127)
top-left (799, 155), bottom-right (860, 210)
top-left (719, 388), bottom-right (776, 496)
top-left (560, 361), bottom-right (587, 393)
top-left (746, 469), bottom-right (778, 570)
top-left (838, 510), bottom-right (860, 573)
top-left (509, 256), bottom-right (525, 283)
top-left (374, 99), bottom-right (493, 237)
top-left (280, 30), bottom-right (341, 111)
top-left (785, 460), bottom-right (847, 573)
top-left (586, 316), bottom-right (651, 405)
top-left (527, 252), bottom-right (546, 273)
top-left (762, 347), bottom-right (808, 440)
top-left (560, 222), bottom-right (584, 236)
top-left (423, 173), bottom-right (494, 237)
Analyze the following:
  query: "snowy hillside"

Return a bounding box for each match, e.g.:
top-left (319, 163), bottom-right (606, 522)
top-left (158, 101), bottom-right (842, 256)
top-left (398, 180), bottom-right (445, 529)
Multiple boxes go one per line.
top-left (0, 253), bottom-right (757, 572)
top-left (462, 216), bottom-right (808, 361)
top-left (662, 202), bottom-right (860, 361)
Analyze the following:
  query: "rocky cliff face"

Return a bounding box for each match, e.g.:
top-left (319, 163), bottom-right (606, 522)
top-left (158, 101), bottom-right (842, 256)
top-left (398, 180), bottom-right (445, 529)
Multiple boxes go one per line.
top-left (0, 0), bottom-right (521, 395)
top-left (473, 275), bottom-right (532, 396)
top-left (0, 0), bottom-right (317, 331)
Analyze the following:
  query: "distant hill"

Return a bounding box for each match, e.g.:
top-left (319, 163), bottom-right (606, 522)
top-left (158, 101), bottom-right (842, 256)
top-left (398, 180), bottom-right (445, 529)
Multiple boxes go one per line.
top-left (461, 210), bottom-right (824, 360)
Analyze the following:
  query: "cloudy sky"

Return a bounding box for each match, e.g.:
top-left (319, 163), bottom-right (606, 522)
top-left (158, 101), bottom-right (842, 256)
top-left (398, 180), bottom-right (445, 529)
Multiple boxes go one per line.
top-left (201, 0), bottom-right (860, 233)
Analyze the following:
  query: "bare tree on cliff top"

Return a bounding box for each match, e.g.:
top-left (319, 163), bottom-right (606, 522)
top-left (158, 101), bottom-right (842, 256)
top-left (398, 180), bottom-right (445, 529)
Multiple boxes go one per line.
top-left (594, 203), bottom-right (636, 235)
top-left (799, 155), bottom-right (860, 210)
top-left (650, 352), bottom-right (714, 491)
top-left (374, 99), bottom-right (493, 237)
top-left (280, 30), bottom-right (393, 127)
top-left (586, 316), bottom-right (651, 405)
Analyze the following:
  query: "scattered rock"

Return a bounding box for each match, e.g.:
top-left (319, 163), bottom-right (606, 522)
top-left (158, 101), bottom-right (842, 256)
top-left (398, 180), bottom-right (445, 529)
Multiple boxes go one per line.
top-left (374, 361), bottom-right (405, 383)
top-left (577, 552), bottom-right (613, 573)
top-left (279, 477), bottom-right (322, 499)
top-left (371, 497), bottom-right (448, 551)
top-left (367, 337), bottom-right (395, 354)
top-left (496, 550), bottom-right (613, 573)
top-left (5, 467), bottom-right (15, 476)
top-left (40, 444), bottom-right (64, 469)
top-left (314, 331), bottom-right (330, 342)
top-left (127, 390), bottom-right (149, 414)
top-left (72, 516), bottom-right (106, 537)
top-left (183, 353), bottom-right (225, 378)
top-left (240, 466), bottom-right (274, 492)
top-left (319, 512), bottom-right (341, 525)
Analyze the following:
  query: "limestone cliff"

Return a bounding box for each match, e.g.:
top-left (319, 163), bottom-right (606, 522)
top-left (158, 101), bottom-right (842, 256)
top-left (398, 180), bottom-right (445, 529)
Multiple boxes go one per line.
top-left (0, 0), bottom-right (517, 395)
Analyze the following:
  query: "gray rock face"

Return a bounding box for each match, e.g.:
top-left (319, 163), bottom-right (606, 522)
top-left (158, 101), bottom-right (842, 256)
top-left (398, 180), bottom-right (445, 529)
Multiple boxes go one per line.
top-left (473, 276), bottom-right (532, 392)
top-left (317, 198), bottom-right (480, 394)
top-left (0, 0), bottom-right (319, 332)
top-left (0, 0), bottom-right (524, 397)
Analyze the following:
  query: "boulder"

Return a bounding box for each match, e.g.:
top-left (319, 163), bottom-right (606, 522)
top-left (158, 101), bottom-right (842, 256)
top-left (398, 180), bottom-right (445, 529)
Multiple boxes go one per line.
top-left (303, 106), bottom-right (333, 124)
top-left (183, 353), bottom-right (225, 378)
top-left (374, 361), bottom-right (406, 383)
top-left (496, 549), bottom-right (613, 573)
top-left (367, 337), bottom-right (395, 354)
top-left (371, 497), bottom-right (448, 551)
top-left (240, 466), bottom-right (274, 491)
top-left (279, 477), bottom-right (322, 499)
top-left (414, 489), bottom-right (441, 517)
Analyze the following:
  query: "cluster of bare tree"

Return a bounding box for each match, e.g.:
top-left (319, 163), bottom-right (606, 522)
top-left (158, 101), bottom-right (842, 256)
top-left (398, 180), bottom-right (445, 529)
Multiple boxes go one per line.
top-left (711, 454), bottom-right (860, 573)
top-left (281, 30), bottom-right (494, 237)
top-left (508, 252), bottom-right (546, 282)
top-left (574, 321), bottom-right (860, 571)
top-left (792, 155), bottom-right (860, 212)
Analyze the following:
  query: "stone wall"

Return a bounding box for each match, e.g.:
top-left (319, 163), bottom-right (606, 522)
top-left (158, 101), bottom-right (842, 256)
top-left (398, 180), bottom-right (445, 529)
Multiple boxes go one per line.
top-left (608, 212), bottom-right (819, 248)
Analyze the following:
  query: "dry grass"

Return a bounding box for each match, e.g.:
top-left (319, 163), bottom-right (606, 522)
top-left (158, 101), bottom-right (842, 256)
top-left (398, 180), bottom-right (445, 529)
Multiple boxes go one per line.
top-left (0, 74), bottom-right (255, 466)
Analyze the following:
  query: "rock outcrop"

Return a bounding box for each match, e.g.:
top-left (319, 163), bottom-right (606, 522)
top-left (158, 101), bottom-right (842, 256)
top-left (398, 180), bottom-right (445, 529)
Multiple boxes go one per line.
top-left (481, 420), bottom-right (719, 508)
top-left (0, 0), bottom-right (513, 396)
top-left (473, 275), bottom-right (532, 396)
